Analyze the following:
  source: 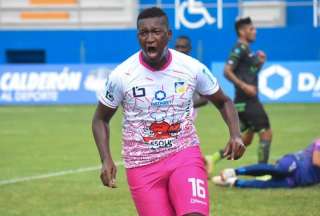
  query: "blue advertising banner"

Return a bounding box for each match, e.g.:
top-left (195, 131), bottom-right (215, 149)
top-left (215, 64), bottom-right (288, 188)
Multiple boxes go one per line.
top-left (0, 62), bottom-right (319, 105)
top-left (211, 61), bottom-right (320, 103)
top-left (0, 64), bottom-right (116, 105)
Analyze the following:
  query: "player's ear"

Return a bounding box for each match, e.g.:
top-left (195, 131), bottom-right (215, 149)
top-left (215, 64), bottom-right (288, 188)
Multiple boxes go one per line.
top-left (167, 29), bottom-right (172, 41)
top-left (238, 28), bottom-right (245, 38)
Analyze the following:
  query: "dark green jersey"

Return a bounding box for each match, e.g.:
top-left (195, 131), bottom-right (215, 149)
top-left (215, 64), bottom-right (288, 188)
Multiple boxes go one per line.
top-left (226, 42), bottom-right (262, 101)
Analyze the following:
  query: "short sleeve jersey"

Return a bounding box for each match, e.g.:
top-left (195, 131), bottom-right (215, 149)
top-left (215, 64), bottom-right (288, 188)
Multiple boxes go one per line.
top-left (99, 49), bottom-right (219, 168)
top-left (226, 42), bottom-right (262, 101)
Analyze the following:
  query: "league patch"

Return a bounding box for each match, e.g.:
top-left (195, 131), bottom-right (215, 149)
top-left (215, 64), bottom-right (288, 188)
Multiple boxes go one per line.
top-left (105, 90), bottom-right (114, 101)
top-left (175, 81), bottom-right (187, 94)
top-left (105, 81), bottom-right (115, 101)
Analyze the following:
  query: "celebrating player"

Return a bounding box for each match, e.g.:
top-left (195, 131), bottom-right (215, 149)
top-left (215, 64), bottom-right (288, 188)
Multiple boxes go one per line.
top-left (92, 7), bottom-right (245, 216)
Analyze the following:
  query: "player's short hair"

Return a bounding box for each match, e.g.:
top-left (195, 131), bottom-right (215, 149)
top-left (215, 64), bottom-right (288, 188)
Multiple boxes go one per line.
top-left (235, 17), bottom-right (253, 36)
top-left (175, 35), bottom-right (191, 49)
top-left (137, 7), bottom-right (169, 28)
top-left (177, 35), bottom-right (191, 44)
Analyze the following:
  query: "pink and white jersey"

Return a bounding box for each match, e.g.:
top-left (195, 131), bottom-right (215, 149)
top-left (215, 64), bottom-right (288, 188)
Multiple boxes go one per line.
top-left (99, 49), bottom-right (219, 168)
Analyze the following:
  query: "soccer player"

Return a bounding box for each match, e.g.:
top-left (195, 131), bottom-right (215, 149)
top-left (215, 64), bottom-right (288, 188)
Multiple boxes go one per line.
top-left (174, 35), bottom-right (208, 110)
top-left (210, 17), bottom-right (272, 169)
top-left (92, 7), bottom-right (246, 216)
top-left (212, 138), bottom-right (320, 188)
top-left (175, 35), bottom-right (192, 55)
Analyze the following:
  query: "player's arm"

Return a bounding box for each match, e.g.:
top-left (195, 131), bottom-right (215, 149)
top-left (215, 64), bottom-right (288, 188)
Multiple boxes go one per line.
top-left (92, 102), bottom-right (118, 188)
top-left (256, 50), bottom-right (266, 68)
top-left (204, 89), bottom-right (246, 160)
top-left (224, 46), bottom-right (257, 97)
top-left (312, 141), bottom-right (320, 167)
top-left (92, 69), bottom-right (123, 188)
top-left (196, 64), bottom-right (245, 159)
top-left (193, 92), bottom-right (208, 108)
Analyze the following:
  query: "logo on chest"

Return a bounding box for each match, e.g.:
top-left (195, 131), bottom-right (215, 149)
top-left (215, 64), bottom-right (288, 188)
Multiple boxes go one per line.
top-left (152, 90), bottom-right (173, 107)
top-left (175, 81), bottom-right (187, 94)
top-left (132, 86), bottom-right (146, 97)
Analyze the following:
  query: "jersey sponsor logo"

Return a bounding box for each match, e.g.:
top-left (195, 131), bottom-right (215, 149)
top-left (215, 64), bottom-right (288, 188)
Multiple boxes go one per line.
top-left (155, 90), bottom-right (166, 101)
top-left (132, 86), bottom-right (146, 97)
top-left (151, 90), bottom-right (173, 107)
top-left (175, 81), bottom-right (187, 94)
top-left (142, 121), bottom-right (180, 150)
top-left (148, 138), bottom-right (174, 150)
top-left (142, 108), bottom-right (181, 150)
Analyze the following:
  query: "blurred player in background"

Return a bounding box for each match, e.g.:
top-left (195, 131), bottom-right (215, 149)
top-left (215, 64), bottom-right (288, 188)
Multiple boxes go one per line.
top-left (92, 7), bottom-right (245, 216)
top-left (209, 17), bottom-right (272, 174)
top-left (174, 35), bottom-right (191, 55)
top-left (212, 138), bottom-right (320, 188)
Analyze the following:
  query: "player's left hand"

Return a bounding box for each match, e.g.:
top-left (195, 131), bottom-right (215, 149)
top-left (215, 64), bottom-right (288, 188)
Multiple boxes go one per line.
top-left (100, 158), bottom-right (117, 188)
top-left (223, 137), bottom-right (246, 160)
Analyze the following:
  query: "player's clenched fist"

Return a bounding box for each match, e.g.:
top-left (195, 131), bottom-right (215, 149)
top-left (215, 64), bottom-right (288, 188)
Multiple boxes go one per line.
top-left (100, 159), bottom-right (117, 188)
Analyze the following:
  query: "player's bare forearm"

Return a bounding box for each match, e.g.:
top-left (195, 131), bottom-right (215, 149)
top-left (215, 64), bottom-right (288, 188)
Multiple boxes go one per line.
top-left (92, 103), bottom-right (118, 188)
top-left (193, 93), bottom-right (208, 108)
top-left (225, 65), bottom-right (257, 97)
top-left (218, 99), bottom-right (241, 138)
top-left (92, 116), bottom-right (112, 162)
top-left (205, 89), bottom-right (241, 138)
top-left (205, 89), bottom-right (245, 160)
top-left (218, 100), bottom-right (245, 159)
top-left (92, 102), bottom-right (117, 162)
top-left (224, 65), bottom-right (245, 89)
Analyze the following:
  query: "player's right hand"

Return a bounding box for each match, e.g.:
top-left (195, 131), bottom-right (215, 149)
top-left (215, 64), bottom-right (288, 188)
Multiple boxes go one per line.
top-left (223, 137), bottom-right (246, 160)
top-left (100, 158), bottom-right (117, 188)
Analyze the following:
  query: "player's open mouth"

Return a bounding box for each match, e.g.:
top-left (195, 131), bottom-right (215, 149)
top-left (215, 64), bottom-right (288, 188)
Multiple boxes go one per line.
top-left (146, 47), bottom-right (158, 57)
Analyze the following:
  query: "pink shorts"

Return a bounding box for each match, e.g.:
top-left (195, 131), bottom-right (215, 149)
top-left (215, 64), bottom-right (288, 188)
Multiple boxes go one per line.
top-left (126, 146), bottom-right (209, 216)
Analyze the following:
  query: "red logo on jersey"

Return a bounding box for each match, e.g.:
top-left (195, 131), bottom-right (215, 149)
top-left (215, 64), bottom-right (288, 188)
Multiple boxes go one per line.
top-left (143, 121), bottom-right (181, 143)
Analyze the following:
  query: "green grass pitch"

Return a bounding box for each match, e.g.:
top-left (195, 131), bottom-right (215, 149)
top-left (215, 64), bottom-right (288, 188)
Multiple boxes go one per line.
top-left (0, 103), bottom-right (319, 216)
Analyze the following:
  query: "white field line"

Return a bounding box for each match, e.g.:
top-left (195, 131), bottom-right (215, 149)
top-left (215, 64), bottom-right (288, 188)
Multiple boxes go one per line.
top-left (0, 161), bottom-right (123, 186)
top-left (0, 155), bottom-right (279, 186)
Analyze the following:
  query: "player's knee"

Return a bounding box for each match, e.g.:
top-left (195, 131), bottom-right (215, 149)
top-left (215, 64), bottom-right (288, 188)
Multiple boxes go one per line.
top-left (276, 156), bottom-right (297, 174)
top-left (242, 133), bottom-right (254, 146)
top-left (259, 128), bottom-right (272, 141)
